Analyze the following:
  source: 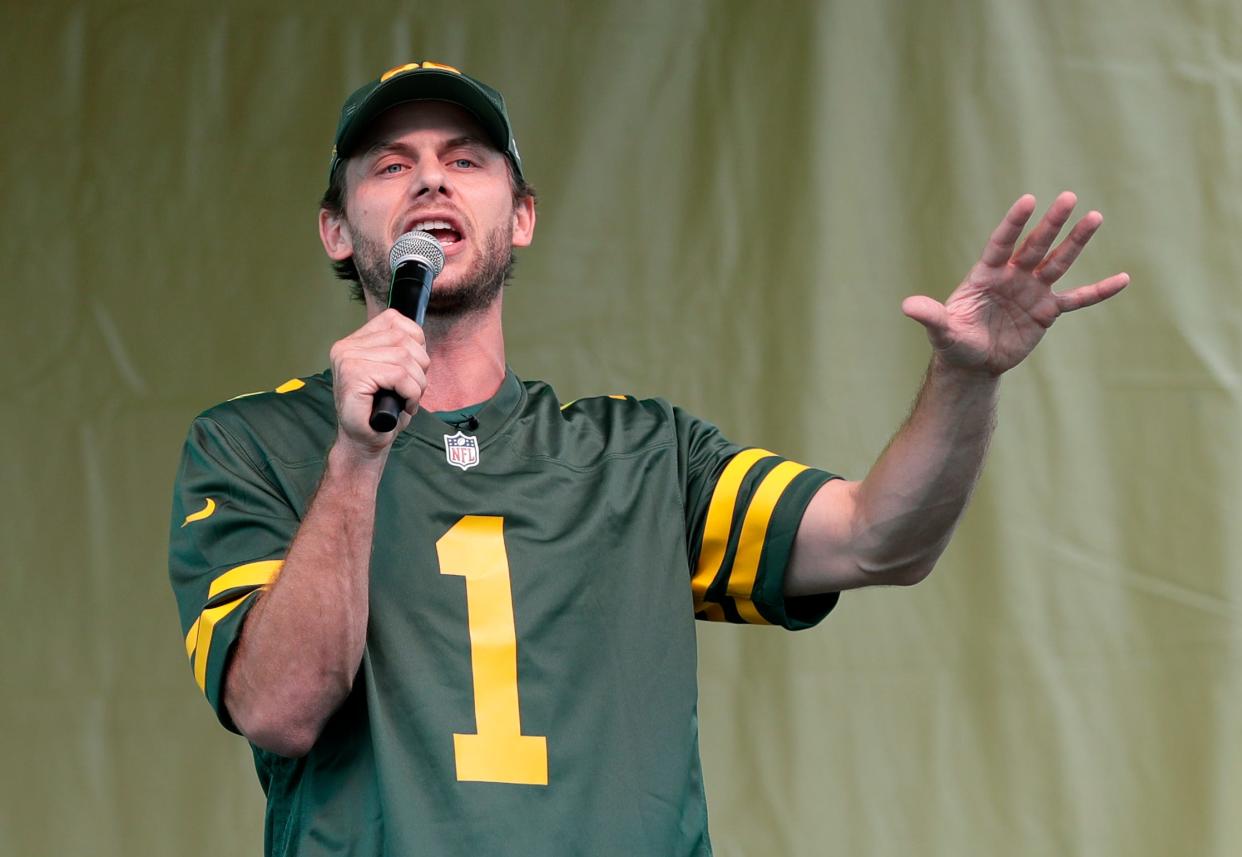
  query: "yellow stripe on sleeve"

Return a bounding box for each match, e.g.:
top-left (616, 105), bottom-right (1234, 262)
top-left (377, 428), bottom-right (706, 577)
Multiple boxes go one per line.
top-left (184, 559), bottom-right (284, 678)
top-left (192, 592), bottom-right (260, 693)
top-left (697, 602), bottom-right (727, 622)
top-left (690, 449), bottom-right (775, 610)
top-left (724, 461), bottom-right (809, 624)
top-left (208, 560), bottom-right (284, 598)
top-left (184, 617), bottom-right (200, 659)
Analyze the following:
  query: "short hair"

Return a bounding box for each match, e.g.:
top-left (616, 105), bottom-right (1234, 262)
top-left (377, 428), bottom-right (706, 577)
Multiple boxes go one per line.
top-left (320, 158), bottom-right (537, 303)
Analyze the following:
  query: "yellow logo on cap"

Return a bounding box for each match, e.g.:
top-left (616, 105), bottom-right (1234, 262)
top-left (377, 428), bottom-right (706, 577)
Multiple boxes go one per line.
top-left (380, 60), bottom-right (462, 83)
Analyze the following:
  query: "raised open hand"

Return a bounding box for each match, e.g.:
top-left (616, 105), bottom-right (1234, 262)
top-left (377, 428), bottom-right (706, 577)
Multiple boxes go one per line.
top-left (901, 192), bottom-right (1129, 375)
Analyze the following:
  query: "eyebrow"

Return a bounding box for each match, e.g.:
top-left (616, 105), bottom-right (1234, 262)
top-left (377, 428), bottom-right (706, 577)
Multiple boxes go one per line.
top-left (362, 136), bottom-right (493, 161)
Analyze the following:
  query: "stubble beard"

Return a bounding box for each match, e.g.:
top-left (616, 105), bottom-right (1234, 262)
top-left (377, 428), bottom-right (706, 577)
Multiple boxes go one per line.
top-left (352, 223), bottom-right (514, 319)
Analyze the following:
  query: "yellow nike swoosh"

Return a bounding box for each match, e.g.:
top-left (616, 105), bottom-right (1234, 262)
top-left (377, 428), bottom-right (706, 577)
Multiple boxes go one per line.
top-left (182, 498), bottom-right (216, 527)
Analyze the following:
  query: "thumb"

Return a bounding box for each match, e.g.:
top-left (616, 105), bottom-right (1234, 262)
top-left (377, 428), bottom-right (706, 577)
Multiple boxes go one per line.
top-left (901, 295), bottom-right (952, 348)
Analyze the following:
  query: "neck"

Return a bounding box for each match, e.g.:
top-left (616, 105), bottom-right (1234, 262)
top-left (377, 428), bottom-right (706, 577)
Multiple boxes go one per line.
top-left (366, 294), bottom-right (507, 412)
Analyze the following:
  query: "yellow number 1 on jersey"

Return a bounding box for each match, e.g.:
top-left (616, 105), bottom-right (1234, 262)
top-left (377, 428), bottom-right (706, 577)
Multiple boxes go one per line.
top-left (436, 516), bottom-right (548, 785)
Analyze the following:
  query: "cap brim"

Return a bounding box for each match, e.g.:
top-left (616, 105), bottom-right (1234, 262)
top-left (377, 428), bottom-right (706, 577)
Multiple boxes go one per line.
top-left (336, 70), bottom-right (511, 160)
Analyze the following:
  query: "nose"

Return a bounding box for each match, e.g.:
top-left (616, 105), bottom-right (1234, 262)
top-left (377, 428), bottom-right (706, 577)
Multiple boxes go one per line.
top-left (411, 157), bottom-right (450, 199)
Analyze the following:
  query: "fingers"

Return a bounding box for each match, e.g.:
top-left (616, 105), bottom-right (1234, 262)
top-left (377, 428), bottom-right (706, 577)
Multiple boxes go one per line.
top-left (1012, 191), bottom-right (1078, 270)
top-left (330, 310), bottom-right (432, 443)
top-left (356, 308), bottom-right (427, 346)
top-left (334, 346), bottom-right (429, 379)
top-left (333, 311), bottom-right (429, 371)
top-left (979, 194), bottom-right (1038, 267)
top-left (1055, 272), bottom-right (1130, 313)
top-left (1034, 210), bottom-right (1103, 285)
top-left (335, 329), bottom-right (430, 370)
top-left (330, 337), bottom-right (429, 392)
top-left (344, 358), bottom-right (428, 407)
top-left (901, 295), bottom-right (953, 349)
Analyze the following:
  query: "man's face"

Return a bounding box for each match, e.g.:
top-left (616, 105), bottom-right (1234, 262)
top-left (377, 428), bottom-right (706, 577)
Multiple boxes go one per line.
top-left (320, 101), bottom-right (535, 316)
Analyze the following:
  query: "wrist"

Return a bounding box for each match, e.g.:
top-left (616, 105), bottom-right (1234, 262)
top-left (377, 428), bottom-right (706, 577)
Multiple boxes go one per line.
top-left (921, 355), bottom-right (1002, 423)
top-left (927, 352), bottom-right (1004, 388)
top-left (326, 436), bottom-right (391, 486)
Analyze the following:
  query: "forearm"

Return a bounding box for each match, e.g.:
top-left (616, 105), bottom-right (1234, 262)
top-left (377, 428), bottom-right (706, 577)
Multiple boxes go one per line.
top-left (224, 442), bottom-right (384, 756)
top-left (850, 356), bottom-right (998, 581)
top-left (789, 193), bottom-right (1125, 596)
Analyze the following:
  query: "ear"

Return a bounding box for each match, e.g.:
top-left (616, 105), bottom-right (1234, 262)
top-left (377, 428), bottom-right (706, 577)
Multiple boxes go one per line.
top-left (510, 194), bottom-right (536, 248)
top-left (319, 207), bottom-right (354, 261)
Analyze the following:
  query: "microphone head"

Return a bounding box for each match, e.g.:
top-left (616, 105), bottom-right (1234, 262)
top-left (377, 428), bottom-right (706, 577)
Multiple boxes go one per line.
top-left (389, 230), bottom-right (446, 276)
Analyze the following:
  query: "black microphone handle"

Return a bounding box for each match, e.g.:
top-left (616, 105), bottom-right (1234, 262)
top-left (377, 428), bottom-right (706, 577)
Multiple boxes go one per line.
top-left (369, 261), bottom-right (435, 433)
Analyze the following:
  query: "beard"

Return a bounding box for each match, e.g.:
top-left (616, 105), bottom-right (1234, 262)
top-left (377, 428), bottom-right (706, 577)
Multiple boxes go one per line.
top-left (352, 222), bottom-right (514, 318)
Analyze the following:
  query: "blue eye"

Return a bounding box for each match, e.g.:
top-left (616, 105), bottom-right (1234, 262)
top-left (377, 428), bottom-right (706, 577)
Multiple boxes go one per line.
top-left (382, 163), bottom-right (405, 174)
top-left (453, 159), bottom-right (475, 169)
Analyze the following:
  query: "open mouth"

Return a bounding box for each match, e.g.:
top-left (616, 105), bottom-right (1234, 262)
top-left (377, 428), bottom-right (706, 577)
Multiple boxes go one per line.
top-left (410, 219), bottom-right (462, 247)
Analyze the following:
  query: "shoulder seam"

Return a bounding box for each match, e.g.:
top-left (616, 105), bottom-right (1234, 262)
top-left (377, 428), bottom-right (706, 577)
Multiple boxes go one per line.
top-left (196, 415), bottom-right (288, 499)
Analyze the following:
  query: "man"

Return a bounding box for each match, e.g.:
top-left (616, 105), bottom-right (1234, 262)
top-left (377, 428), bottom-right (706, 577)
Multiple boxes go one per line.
top-left (169, 61), bottom-right (1127, 856)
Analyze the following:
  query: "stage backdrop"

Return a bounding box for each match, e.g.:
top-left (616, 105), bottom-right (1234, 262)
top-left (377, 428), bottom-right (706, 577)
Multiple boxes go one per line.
top-left (4, 1), bottom-right (1239, 855)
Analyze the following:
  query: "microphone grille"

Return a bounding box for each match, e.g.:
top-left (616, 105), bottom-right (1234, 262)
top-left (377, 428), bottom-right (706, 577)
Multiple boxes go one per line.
top-left (389, 230), bottom-right (446, 276)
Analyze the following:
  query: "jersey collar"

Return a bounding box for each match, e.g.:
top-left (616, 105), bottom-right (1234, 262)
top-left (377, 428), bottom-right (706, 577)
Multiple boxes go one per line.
top-left (397, 367), bottom-right (524, 449)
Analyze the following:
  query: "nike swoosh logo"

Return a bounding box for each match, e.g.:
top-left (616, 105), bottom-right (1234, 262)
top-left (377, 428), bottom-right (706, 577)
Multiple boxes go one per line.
top-left (182, 498), bottom-right (216, 527)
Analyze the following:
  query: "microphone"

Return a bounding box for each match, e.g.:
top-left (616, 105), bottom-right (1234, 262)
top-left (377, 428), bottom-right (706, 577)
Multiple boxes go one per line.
top-left (447, 414), bottom-right (479, 431)
top-left (368, 230), bottom-right (447, 433)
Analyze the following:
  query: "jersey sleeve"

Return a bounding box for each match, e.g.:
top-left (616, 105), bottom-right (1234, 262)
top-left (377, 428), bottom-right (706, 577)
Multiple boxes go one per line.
top-left (675, 408), bottom-right (841, 630)
top-left (168, 414), bottom-right (298, 733)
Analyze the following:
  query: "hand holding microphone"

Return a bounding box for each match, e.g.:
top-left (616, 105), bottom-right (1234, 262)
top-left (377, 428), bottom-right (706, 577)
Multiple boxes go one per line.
top-left (368, 231), bottom-right (446, 433)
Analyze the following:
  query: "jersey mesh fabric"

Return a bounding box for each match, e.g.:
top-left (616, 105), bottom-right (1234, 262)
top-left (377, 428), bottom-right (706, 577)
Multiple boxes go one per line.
top-left (169, 369), bottom-right (840, 857)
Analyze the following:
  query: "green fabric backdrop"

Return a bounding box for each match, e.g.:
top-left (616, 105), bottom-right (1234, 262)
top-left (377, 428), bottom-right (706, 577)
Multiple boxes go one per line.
top-left (4, 1), bottom-right (1237, 854)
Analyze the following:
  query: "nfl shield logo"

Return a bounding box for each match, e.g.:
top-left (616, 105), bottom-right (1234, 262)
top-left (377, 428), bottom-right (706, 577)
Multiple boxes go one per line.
top-left (443, 431), bottom-right (480, 471)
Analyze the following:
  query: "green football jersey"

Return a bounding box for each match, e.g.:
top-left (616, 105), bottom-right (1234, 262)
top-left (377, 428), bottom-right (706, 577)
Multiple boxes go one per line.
top-left (169, 369), bottom-right (839, 857)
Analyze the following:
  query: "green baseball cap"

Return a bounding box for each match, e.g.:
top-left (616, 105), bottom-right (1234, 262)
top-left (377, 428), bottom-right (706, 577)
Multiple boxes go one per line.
top-left (327, 60), bottom-right (524, 183)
